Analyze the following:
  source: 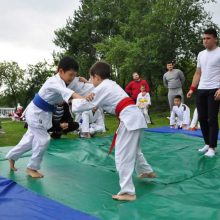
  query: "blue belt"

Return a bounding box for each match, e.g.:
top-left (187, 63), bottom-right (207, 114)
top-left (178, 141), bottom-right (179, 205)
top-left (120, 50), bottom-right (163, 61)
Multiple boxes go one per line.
top-left (33, 94), bottom-right (56, 112)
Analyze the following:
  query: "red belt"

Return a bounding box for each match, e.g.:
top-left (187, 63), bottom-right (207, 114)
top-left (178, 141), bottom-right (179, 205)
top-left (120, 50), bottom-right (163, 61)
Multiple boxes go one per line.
top-left (108, 97), bottom-right (135, 155)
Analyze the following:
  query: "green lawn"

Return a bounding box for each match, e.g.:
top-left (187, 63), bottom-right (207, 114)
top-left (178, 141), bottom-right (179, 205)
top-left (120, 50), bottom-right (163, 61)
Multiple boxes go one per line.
top-left (0, 111), bottom-right (169, 147)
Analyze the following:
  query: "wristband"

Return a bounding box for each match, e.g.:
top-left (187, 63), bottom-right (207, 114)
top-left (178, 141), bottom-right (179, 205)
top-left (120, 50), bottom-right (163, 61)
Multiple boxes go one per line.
top-left (190, 85), bottom-right (196, 92)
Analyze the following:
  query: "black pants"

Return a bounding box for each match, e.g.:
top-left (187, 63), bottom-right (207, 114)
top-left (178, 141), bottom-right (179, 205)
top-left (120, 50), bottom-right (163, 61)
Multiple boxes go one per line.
top-left (196, 89), bottom-right (220, 148)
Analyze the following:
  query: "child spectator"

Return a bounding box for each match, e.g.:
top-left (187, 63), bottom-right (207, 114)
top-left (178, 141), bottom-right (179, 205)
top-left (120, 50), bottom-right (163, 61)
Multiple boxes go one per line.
top-left (79, 107), bottom-right (105, 138)
top-left (136, 85), bottom-right (152, 124)
top-left (170, 95), bottom-right (190, 129)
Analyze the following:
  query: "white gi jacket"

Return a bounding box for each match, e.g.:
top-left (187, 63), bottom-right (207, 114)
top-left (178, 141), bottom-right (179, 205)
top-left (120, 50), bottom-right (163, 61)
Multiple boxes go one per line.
top-left (136, 92), bottom-right (151, 108)
top-left (136, 92), bottom-right (151, 124)
top-left (25, 74), bottom-right (74, 130)
top-left (72, 79), bottom-right (147, 131)
top-left (170, 103), bottom-right (191, 128)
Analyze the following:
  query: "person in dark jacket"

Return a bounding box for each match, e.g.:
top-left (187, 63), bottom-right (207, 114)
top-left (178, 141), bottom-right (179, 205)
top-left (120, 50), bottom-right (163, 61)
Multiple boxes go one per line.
top-left (48, 102), bottom-right (79, 139)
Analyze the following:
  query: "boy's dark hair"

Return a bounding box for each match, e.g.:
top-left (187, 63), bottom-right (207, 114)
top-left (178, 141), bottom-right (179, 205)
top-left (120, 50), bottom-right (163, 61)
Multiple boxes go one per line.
top-left (58, 56), bottom-right (79, 72)
top-left (90, 61), bottom-right (111, 79)
top-left (166, 60), bottom-right (175, 65)
top-left (174, 95), bottom-right (182, 100)
top-left (204, 28), bottom-right (218, 38)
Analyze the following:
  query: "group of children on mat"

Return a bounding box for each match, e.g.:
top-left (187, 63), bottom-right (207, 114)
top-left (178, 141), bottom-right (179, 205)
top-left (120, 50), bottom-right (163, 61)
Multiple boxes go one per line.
top-left (6, 57), bottom-right (156, 201)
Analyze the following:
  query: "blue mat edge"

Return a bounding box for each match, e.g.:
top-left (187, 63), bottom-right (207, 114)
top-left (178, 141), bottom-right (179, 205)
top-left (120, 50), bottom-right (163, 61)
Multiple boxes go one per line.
top-left (0, 176), bottom-right (100, 220)
top-left (145, 126), bottom-right (220, 140)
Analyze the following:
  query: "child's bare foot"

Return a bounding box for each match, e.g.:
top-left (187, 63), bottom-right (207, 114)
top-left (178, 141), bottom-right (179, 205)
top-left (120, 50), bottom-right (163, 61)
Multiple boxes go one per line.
top-left (9, 159), bottom-right (17, 171)
top-left (112, 194), bottom-right (136, 201)
top-left (26, 168), bottom-right (44, 178)
top-left (138, 172), bottom-right (157, 179)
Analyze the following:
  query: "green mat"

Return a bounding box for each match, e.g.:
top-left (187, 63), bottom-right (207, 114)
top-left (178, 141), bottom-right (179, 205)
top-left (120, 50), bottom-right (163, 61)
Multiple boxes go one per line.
top-left (1, 132), bottom-right (220, 220)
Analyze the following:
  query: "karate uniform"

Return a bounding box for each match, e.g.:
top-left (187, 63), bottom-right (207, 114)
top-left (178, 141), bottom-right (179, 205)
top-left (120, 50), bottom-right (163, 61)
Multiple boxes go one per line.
top-left (80, 108), bottom-right (105, 135)
top-left (170, 103), bottom-right (191, 129)
top-left (136, 92), bottom-right (151, 124)
top-left (72, 79), bottom-right (153, 195)
top-left (6, 74), bottom-right (74, 170)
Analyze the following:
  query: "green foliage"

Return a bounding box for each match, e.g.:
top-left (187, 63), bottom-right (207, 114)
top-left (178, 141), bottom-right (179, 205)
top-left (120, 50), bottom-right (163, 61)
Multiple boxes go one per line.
top-left (54, 0), bottom-right (219, 93)
top-left (0, 62), bottom-right (24, 107)
top-left (0, 61), bottom-right (54, 108)
top-left (54, 0), bottom-right (128, 76)
top-left (20, 62), bottom-right (54, 107)
top-left (96, 0), bottom-right (218, 91)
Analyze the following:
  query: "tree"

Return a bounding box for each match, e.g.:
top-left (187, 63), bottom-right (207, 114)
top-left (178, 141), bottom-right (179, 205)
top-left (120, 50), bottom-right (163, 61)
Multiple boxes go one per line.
top-left (0, 61), bottom-right (24, 107)
top-left (54, 0), bottom-right (218, 95)
top-left (96, 0), bottom-right (218, 92)
top-left (0, 61), bottom-right (54, 108)
top-left (20, 61), bottom-right (54, 107)
top-left (54, 0), bottom-right (128, 76)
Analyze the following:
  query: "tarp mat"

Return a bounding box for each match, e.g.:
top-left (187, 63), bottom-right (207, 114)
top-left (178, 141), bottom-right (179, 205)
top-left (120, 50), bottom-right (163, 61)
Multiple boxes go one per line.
top-left (146, 126), bottom-right (220, 140)
top-left (0, 132), bottom-right (220, 220)
top-left (0, 176), bottom-right (100, 220)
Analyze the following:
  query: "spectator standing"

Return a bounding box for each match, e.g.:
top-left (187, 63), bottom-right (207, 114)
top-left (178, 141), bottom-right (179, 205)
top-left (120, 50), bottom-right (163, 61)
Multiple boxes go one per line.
top-left (125, 72), bottom-right (150, 102)
top-left (187, 28), bottom-right (220, 157)
top-left (163, 61), bottom-right (185, 110)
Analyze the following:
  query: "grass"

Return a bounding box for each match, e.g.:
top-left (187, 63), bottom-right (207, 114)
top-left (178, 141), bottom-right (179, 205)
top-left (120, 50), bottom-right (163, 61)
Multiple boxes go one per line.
top-left (0, 111), bottom-right (170, 147)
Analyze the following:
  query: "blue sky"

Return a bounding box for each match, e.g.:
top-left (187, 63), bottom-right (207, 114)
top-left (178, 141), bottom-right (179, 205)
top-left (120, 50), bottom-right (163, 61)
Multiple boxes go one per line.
top-left (0, 0), bottom-right (219, 68)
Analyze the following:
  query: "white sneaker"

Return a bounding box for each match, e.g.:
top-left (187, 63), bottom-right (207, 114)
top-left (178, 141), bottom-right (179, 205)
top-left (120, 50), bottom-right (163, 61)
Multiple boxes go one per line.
top-left (204, 148), bottom-right (215, 157)
top-left (198, 145), bottom-right (209, 153)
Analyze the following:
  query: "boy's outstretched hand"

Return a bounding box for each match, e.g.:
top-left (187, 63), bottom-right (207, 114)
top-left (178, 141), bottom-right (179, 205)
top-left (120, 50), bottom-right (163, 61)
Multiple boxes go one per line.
top-left (86, 93), bottom-right (95, 101)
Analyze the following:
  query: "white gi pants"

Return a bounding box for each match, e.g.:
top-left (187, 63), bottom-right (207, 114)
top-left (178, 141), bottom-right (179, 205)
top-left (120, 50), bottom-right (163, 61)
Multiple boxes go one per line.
top-left (81, 112), bottom-right (104, 134)
top-left (6, 126), bottom-right (50, 170)
top-left (115, 122), bottom-right (153, 195)
top-left (88, 123), bottom-right (104, 134)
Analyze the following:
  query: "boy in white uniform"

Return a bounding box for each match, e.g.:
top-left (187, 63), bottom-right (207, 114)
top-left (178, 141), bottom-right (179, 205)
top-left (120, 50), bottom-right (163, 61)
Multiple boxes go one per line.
top-left (79, 107), bottom-right (105, 138)
top-left (72, 61), bottom-right (156, 201)
top-left (6, 57), bottom-right (85, 178)
top-left (136, 85), bottom-right (152, 124)
top-left (170, 95), bottom-right (191, 129)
